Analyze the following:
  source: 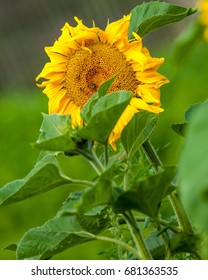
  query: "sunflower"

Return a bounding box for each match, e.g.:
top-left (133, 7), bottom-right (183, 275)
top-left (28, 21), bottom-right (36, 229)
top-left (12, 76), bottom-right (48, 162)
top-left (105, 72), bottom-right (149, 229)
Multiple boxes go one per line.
top-left (199, 0), bottom-right (208, 40)
top-left (36, 15), bottom-right (168, 148)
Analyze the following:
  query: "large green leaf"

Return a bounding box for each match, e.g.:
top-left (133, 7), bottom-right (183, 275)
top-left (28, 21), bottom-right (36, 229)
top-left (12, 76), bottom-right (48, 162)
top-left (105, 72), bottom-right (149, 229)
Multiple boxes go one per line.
top-left (121, 112), bottom-right (157, 158)
top-left (16, 215), bottom-right (95, 259)
top-left (0, 155), bottom-right (72, 205)
top-left (35, 132), bottom-right (78, 152)
top-left (16, 202), bottom-right (110, 259)
top-left (76, 165), bottom-right (114, 213)
top-left (113, 166), bottom-right (176, 218)
top-left (38, 113), bottom-right (72, 141)
top-left (34, 114), bottom-right (78, 153)
top-left (59, 165), bottom-right (115, 214)
top-left (128, 1), bottom-right (197, 38)
top-left (78, 91), bottom-right (132, 144)
top-left (179, 101), bottom-right (208, 230)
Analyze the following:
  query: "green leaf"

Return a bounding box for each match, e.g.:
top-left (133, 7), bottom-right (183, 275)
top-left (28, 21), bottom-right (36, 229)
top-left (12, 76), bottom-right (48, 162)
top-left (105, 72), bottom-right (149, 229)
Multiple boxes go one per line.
top-left (78, 91), bottom-right (132, 144)
top-left (121, 112), bottom-right (158, 158)
top-left (171, 102), bottom-right (204, 137)
top-left (16, 202), bottom-right (110, 259)
top-left (179, 101), bottom-right (208, 231)
top-left (146, 230), bottom-right (197, 259)
top-left (128, 1), bottom-right (197, 38)
top-left (38, 113), bottom-right (72, 141)
top-left (0, 155), bottom-right (71, 205)
top-left (77, 165), bottom-right (114, 213)
top-left (35, 132), bottom-right (78, 152)
top-left (184, 102), bottom-right (204, 122)
top-left (171, 123), bottom-right (187, 137)
top-left (81, 76), bottom-right (117, 123)
top-left (34, 114), bottom-right (78, 153)
top-left (113, 166), bottom-right (176, 218)
top-left (16, 215), bottom-right (95, 259)
top-left (59, 165), bottom-right (115, 214)
top-left (4, 244), bottom-right (17, 252)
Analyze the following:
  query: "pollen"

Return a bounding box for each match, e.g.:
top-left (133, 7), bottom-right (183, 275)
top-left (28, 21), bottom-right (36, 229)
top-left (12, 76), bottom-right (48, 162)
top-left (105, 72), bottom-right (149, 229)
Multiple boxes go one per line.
top-left (65, 43), bottom-right (138, 107)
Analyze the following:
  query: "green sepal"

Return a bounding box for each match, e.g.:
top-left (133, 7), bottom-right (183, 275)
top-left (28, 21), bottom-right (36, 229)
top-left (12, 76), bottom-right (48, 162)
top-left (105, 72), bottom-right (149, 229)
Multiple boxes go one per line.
top-left (128, 1), bottom-right (197, 38)
top-left (121, 112), bottom-right (158, 158)
top-left (78, 91), bottom-right (132, 144)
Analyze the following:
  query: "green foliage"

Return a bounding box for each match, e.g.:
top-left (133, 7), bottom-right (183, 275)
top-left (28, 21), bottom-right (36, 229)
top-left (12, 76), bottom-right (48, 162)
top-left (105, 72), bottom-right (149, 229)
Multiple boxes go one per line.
top-left (179, 100), bottom-right (208, 231)
top-left (0, 155), bottom-right (71, 206)
top-left (16, 193), bottom-right (111, 259)
top-left (1, 0), bottom-right (204, 260)
top-left (35, 114), bottom-right (77, 153)
top-left (128, 1), bottom-right (197, 38)
top-left (1, 85), bottom-right (202, 260)
top-left (113, 166), bottom-right (176, 218)
top-left (171, 102), bottom-right (204, 137)
top-left (121, 112), bottom-right (158, 158)
top-left (16, 215), bottom-right (95, 260)
top-left (81, 75), bottom-right (117, 123)
top-left (76, 166), bottom-right (115, 213)
top-left (78, 91), bottom-right (132, 144)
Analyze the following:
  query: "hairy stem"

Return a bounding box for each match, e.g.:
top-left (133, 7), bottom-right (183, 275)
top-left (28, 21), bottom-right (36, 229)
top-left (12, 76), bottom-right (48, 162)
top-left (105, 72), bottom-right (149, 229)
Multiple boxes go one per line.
top-left (104, 143), bottom-right (109, 166)
top-left (69, 178), bottom-right (95, 188)
top-left (142, 140), bottom-right (194, 234)
top-left (79, 148), bottom-right (104, 175)
top-left (95, 235), bottom-right (141, 260)
top-left (168, 191), bottom-right (194, 234)
top-left (123, 212), bottom-right (153, 260)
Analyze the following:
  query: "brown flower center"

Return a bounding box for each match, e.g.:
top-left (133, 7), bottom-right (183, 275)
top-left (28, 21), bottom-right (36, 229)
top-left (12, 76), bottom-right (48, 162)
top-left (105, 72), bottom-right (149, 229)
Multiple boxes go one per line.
top-left (65, 42), bottom-right (138, 107)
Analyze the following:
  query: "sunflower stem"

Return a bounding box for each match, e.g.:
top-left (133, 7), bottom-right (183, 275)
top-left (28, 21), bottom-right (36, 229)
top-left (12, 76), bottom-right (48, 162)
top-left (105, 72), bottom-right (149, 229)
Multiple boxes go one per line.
top-left (142, 140), bottom-right (194, 235)
top-left (153, 219), bottom-right (172, 259)
top-left (104, 143), bottom-right (109, 166)
top-left (123, 212), bottom-right (153, 260)
top-left (69, 178), bottom-right (95, 188)
top-left (168, 191), bottom-right (194, 234)
top-left (95, 235), bottom-right (141, 260)
top-left (78, 147), bottom-right (104, 175)
top-left (89, 149), bottom-right (105, 175)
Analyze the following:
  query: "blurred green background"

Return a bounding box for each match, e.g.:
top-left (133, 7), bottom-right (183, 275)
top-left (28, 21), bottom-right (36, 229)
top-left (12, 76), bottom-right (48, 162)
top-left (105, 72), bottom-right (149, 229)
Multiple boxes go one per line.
top-left (0, 0), bottom-right (207, 259)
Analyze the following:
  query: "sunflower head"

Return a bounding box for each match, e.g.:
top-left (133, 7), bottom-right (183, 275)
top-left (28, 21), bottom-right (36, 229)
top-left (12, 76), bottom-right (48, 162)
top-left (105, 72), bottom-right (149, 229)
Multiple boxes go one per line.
top-left (36, 15), bottom-right (169, 148)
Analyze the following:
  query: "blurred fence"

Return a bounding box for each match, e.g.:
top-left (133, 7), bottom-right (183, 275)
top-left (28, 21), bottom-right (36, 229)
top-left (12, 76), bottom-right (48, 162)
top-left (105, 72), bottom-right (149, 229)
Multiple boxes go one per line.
top-left (0, 0), bottom-right (196, 92)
